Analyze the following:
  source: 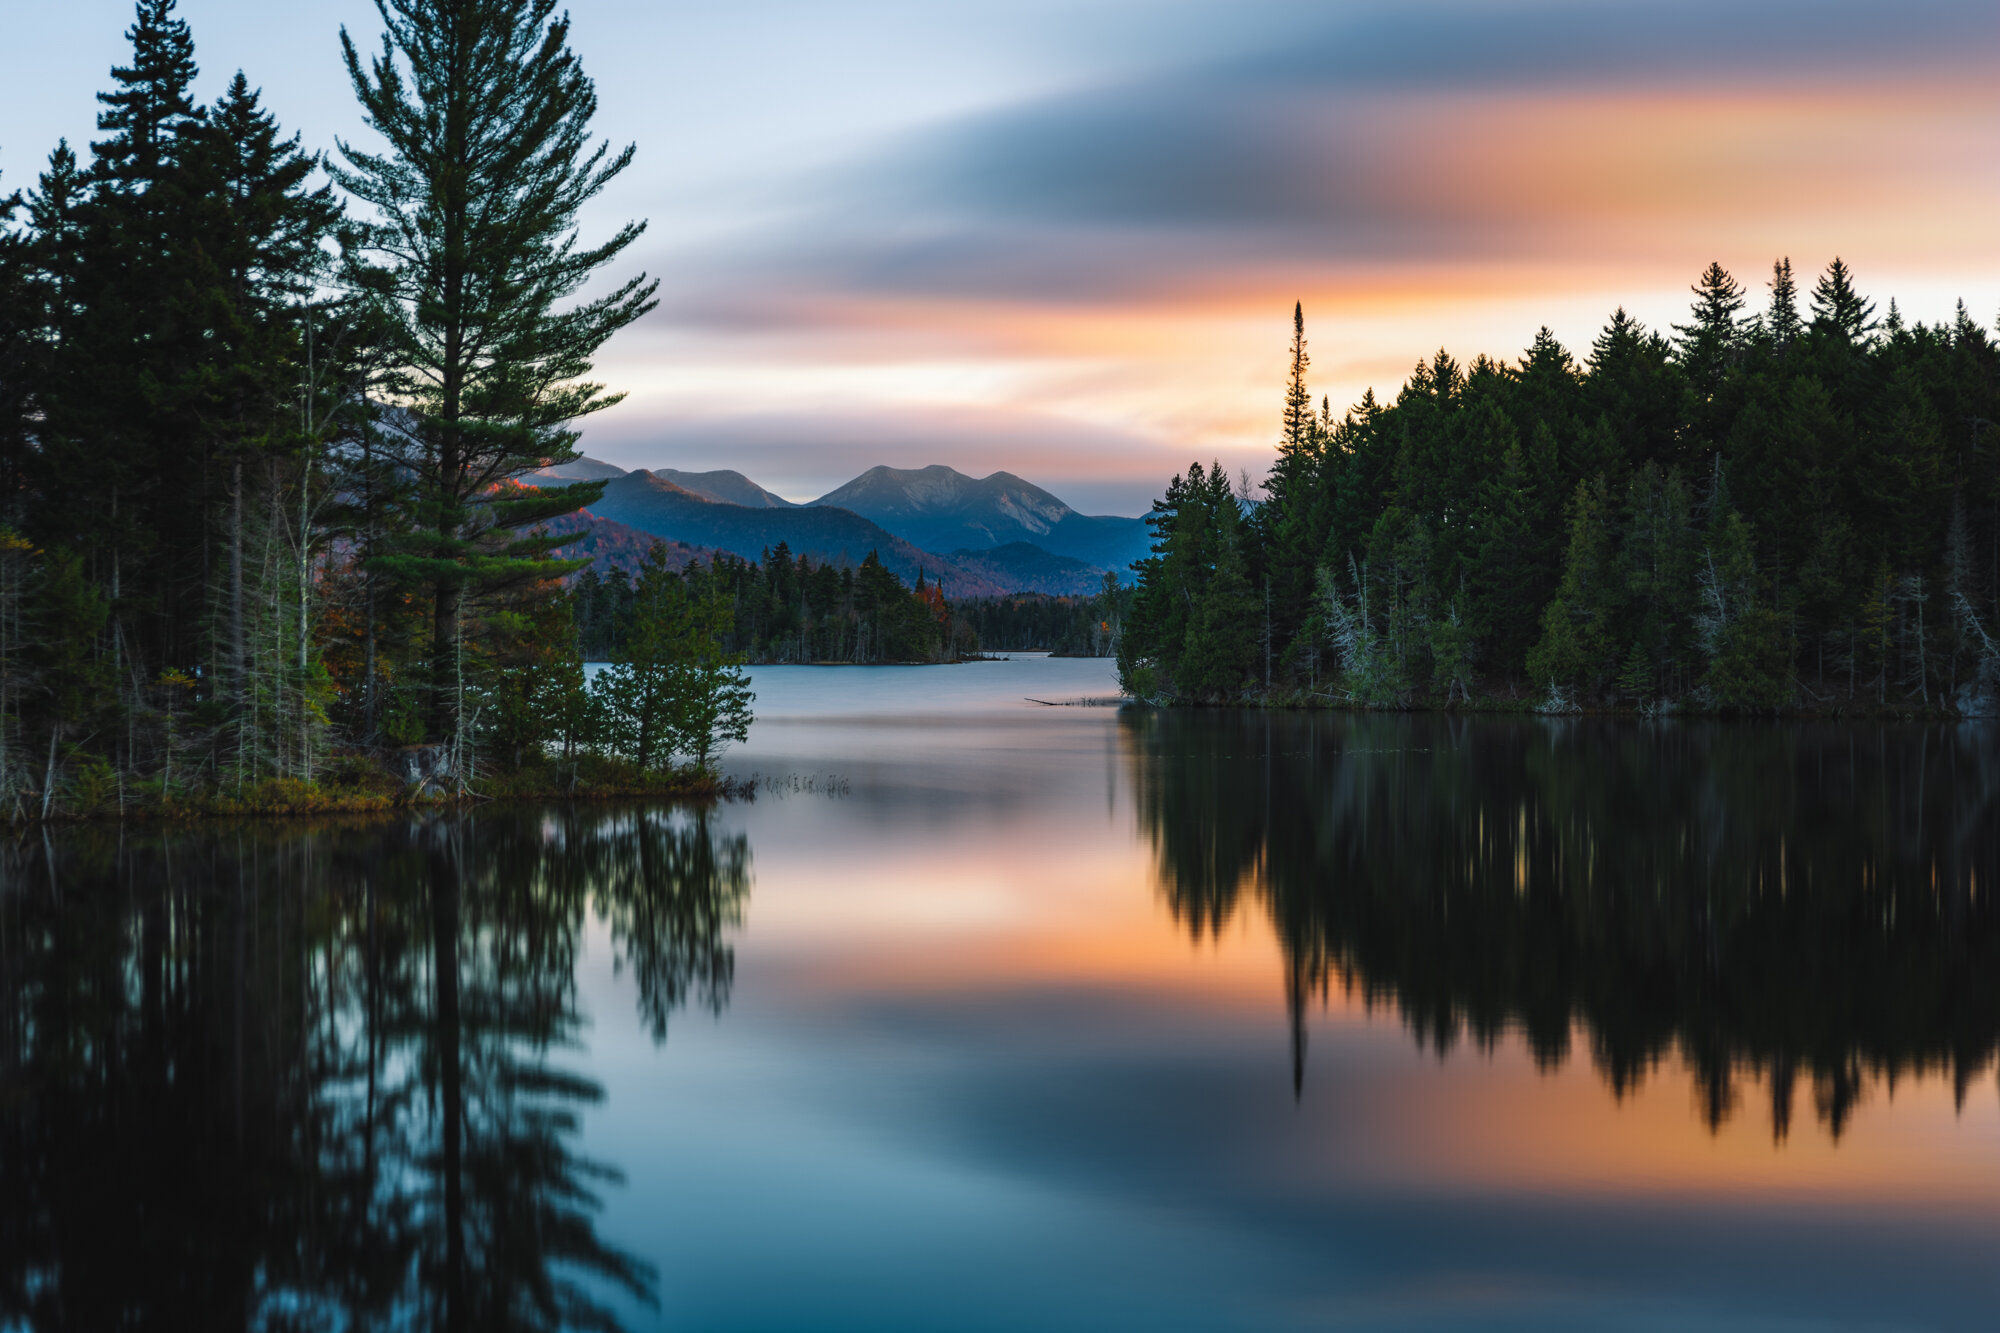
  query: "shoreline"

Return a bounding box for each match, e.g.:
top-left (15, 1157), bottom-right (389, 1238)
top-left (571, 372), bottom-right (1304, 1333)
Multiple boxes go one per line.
top-left (1130, 690), bottom-right (1990, 722)
top-left (9, 765), bottom-right (747, 827)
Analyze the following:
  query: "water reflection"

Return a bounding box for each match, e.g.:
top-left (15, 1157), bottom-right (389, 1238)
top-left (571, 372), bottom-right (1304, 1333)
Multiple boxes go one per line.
top-left (1124, 712), bottom-right (2000, 1137)
top-left (0, 809), bottom-right (747, 1330)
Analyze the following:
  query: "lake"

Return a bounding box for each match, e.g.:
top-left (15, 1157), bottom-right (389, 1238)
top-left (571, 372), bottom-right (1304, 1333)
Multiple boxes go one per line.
top-left (4, 654), bottom-right (1999, 1330)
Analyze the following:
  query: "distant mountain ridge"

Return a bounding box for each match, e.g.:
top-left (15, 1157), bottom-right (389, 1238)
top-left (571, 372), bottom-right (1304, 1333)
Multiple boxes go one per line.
top-left (809, 464), bottom-right (1149, 572)
top-left (528, 456), bottom-right (1143, 594)
top-left (656, 467), bottom-right (798, 509)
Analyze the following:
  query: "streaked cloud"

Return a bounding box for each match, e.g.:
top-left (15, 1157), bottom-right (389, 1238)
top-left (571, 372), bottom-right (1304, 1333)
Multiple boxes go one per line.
top-left (10, 1), bottom-right (2000, 512)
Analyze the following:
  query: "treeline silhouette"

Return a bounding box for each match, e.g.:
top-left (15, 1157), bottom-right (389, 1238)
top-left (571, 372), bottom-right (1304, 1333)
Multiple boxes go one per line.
top-left (574, 541), bottom-right (1140, 666)
top-left (952, 577), bottom-right (1131, 656)
top-left (576, 542), bottom-right (974, 664)
top-left (0, 0), bottom-right (673, 813)
top-left (1122, 710), bottom-right (2000, 1137)
top-left (0, 808), bottom-right (748, 1328)
top-left (1120, 264), bottom-right (2000, 713)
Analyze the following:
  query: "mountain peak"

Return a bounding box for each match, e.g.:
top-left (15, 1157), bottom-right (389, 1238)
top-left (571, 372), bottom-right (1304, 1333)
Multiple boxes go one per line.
top-left (814, 464), bottom-right (1073, 528)
top-left (653, 467), bottom-right (798, 509)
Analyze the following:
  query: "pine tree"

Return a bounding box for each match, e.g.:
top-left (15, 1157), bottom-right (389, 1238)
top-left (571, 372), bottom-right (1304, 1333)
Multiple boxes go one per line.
top-left (1526, 478), bottom-right (1617, 691)
top-left (1674, 261), bottom-right (1745, 399)
top-left (1263, 302), bottom-right (1326, 673)
top-left (185, 73), bottom-right (344, 738)
top-left (1585, 307), bottom-right (1689, 473)
top-left (668, 581), bottom-right (754, 772)
top-left (334, 0), bottom-right (660, 747)
top-left (1809, 257), bottom-right (1876, 348)
top-left (1765, 258), bottom-right (1802, 351)
top-left (1697, 510), bottom-right (1791, 710)
top-left (1178, 484), bottom-right (1259, 701)
top-left (36, 0), bottom-right (210, 683)
top-left (594, 544), bottom-right (682, 772)
top-left (0, 169), bottom-right (34, 516)
top-left (1467, 439), bottom-right (1537, 676)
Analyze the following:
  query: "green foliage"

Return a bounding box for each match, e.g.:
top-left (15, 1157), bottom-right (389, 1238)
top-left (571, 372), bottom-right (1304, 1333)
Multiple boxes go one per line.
top-left (333, 0), bottom-right (658, 742)
top-left (956, 576), bottom-right (1130, 656)
top-left (1526, 479), bottom-right (1618, 690)
top-left (1122, 264), bottom-right (2000, 715)
top-left (592, 544), bottom-right (755, 775)
top-left (0, 0), bottom-right (671, 814)
top-left (582, 542), bottom-right (967, 665)
top-left (668, 582), bottom-right (756, 772)
top-left (1118, 461), bottom-right (1259, 702)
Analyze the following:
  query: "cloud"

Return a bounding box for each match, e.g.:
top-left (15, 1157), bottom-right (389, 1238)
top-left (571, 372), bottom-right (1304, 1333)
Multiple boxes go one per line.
top-left (650, 0), bottom-right (2000, 311)
top-left (589, 0), bottom-right (2000, 500)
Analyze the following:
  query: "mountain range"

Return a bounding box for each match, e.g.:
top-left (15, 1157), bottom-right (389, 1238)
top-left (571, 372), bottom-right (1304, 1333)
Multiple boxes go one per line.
top-left (528, 458), bottom-right (1151, 597)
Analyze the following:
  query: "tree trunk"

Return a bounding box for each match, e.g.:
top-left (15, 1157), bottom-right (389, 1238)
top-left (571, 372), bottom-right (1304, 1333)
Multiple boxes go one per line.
top-left (231, 460), bottom-right (246, 704)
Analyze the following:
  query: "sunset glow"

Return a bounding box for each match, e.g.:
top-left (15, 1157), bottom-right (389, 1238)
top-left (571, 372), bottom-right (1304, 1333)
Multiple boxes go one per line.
top-left (12, 1), bottom-right (2000, 510)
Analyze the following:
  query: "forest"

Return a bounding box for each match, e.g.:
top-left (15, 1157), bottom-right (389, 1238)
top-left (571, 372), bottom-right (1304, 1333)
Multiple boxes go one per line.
top-left (0, 0), bottom-right (763, 816)
top-left (1120, 268), bottom-right (2000, 713)
top-left (574, 553), bottom-right (1131, 662)
top-left (575, 543), bottom-right (977, 665)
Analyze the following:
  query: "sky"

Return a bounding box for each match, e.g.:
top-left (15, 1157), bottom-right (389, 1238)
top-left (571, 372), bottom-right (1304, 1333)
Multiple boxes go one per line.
top-left (6, 1), bottom-right (2000, 515)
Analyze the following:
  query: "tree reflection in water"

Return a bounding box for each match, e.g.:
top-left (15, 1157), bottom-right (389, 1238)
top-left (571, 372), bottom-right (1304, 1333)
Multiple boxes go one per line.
top-left (0, 807), bottom-right (748, 1330)
top-left (1124, 711), bottom-right (2000, 1137)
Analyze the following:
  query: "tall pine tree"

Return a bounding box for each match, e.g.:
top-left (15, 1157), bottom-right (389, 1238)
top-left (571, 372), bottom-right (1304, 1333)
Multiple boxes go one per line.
top-left (334, 0), bottom-right (659, 747)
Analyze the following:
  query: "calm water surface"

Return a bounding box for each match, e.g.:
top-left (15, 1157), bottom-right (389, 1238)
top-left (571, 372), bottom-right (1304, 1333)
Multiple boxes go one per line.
top-left (4, 655), bottom-right (1999, 1330)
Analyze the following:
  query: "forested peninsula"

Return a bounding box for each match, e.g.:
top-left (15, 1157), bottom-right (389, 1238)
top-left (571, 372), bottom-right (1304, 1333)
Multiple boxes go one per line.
top-left (0, 0), bottom-right (770, 819)
top-left (1120, 270), bottom-right (2000, 715)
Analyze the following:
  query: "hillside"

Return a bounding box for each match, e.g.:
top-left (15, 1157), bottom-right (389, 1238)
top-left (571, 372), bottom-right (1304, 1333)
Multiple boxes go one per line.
top-left (530, 454), bottom-right (628, 483)
top-left (529, 459), bottom-right (1139, 593)
top-left (943, 542), bottom-right (1111, 597)
top-left (543, 509), bottom-right (719, 578)
top-left (653, 468), bottom-right (798, 508)
top-left (584, 470), bottom-right (1114, 597)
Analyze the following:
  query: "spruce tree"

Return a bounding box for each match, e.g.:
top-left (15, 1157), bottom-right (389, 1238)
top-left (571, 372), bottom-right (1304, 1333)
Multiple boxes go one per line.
top-left (1262, 302), bottom-right (1325, 670)
top-left (1526, 477), bottom-right (1617, 692)
top-left (1765, 258), bottom-right (1802, 351)
top-left (668, 581), bottom-right (754, 772)
top-left (1809, 257), bottom-right (1876, 348)
top-left (334, 0), bottom-right (659, 746)
top-left (594, 543), bottom-right (681, 772)
top-left (0, 169), bottom-right (33, 515)
top-left (36, 0), bottom-right (210, 682)
top-left (1673, 261), bottom-right (1745, 398)
top-left (186, 73), bottom-right (344, 728)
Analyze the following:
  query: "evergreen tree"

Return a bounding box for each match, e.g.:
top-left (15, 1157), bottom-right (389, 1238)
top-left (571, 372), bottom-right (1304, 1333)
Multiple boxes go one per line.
top-left (1280, 300), bottom-right (1313, 454)
top-left (1585, 307), bottom-right (1689, 473)
top-left (1764, 257), bottom-right (1802, 351)
top-left (594, 544), bottom-right (683, 773)
top-left (1697, 510), bottom-right (1791, 710)
top-left (667, 581), bottom-right (754, 772)
top-left (36, 0), bottom-right (210, 680)
top-left (1526, 478), bottom-right (1617, 692)
top-left (1262, 301), bottom-right (1326, 670)
top-left (1118, 461), bottom-right (1258, 702)
top-left (334, 0), bottom-right (660, 746)
top-left (185, 72), bottom-right (344, 728)
top-left (1809, 257), bottom-right (1876, 348)
top-left (1467, 439), bottom-right (1541, 676)
top-left (1674, 261), bottom-right (1745, 401)
top-left (592, 545), bottom-right (754, 773)
top-left (1177, 485), bottom-right (1258, 701)
top-left (0, 169), bottom-right (33, 516)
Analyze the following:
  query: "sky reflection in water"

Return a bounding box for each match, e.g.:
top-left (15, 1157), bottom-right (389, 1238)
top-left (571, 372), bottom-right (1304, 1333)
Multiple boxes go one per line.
top-left (585, 658), bottom-right (2000, 1331)
top-left (6, 656), bottom-right (2000, 1330)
